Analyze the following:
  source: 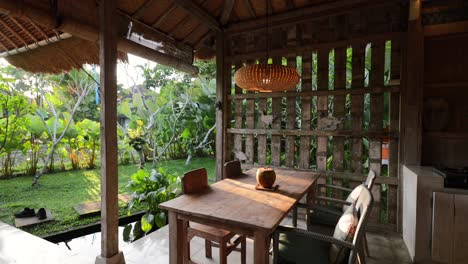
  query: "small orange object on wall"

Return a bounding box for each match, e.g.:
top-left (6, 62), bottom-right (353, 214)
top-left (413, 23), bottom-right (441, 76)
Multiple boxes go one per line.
top-left (382, 126), bottom-right (390, 165)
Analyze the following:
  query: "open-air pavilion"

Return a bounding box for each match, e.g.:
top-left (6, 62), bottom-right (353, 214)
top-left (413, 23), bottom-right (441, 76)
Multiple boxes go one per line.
top-left (0, 0), bottom-right (467, 263)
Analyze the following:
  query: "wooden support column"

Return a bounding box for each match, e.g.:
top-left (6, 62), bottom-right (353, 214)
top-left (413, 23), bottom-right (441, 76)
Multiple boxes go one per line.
top-left (216, 32), bottom-right (229, 181)
top-left (332, 47), bottom-right (346, 199)
top-left (271, 56), bottom-right (282, 166)
top-left (316, 49), bottom-right (329, 171)
top-left (96, 0), bottom-right (125, 264)
top-left (401, 0), bottom-right (423, 166)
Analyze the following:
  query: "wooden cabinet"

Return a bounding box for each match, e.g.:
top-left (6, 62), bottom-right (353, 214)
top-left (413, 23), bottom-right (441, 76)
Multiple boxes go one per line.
top-left (432, 192), bottom-right (468, 264)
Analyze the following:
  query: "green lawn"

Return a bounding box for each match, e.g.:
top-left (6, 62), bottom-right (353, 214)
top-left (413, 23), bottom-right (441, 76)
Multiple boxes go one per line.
top-left (0, 157), bottom-right (215, 237)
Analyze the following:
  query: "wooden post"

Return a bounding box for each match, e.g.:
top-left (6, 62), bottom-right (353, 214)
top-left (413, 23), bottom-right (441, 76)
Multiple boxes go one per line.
top-left (299, 53), bottom-right (312, 169)
top-left (316, 49), bottom-right (328, 171)
top-left (332, 47), bottom-right (346, 199)
top-left (271, 56), bottom-right (282, 166)
top-left (369, 40), bottom-right (385, 222)
top-left (399, 0), bottom-right (423, 232)
top-left (257, 58), bottom-right (268, 166)
top-left (388, 38), bottom-right (401, 229)
top-left (401, 0), bottom-right (423, 166)
top-left (233, 62), bottom-right (244, 163)
top-left (216, 32), bottom-right (228, 181)
top-left (96, 0), bottom-right (125, 263)
top-left (350, 44), bottom-right (365, 174)
top-left (285, 57), bottom-right (297, 168)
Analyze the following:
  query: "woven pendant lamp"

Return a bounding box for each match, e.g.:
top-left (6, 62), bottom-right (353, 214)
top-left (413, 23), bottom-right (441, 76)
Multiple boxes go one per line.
top-left (233, 1), bottom-right (299, 92)
top-left (234, 64), bottom-right (300, 92)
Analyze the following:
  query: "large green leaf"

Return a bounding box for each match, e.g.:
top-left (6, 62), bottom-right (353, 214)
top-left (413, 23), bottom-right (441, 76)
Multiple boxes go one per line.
top-left (28, 114), bottom-right (46, 136)
top-left (118, 100), bottom-right (132, 119)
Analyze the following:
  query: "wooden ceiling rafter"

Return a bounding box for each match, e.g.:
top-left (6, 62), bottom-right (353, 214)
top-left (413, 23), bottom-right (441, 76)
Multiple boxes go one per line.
top-left (182, 22), bottom-right (203, 43)
top-left (132, 0), bottom-right (157, 19)
top-left (9, 16), bottom-right (39, 43)
top-left (194, 30), bottom-right (212, 48)
top-left (227, 0), bottom-right (399, 34)
top-left (169, 0), bottom-right (209, 39)
top-left (0, 0), bottom-right (198, 74)
top-left (285, 0), bottom-right (295, 9)
top-left (0, 39), bottom-right (8, 52)
top-left (0, 16), bottom-right (27, 46)
top-left (152, 4), bottom-right (177, 28)
top-left (220, 0), bottom-right (236, 25)
top-left (0, 26), bottom-right (18, 49)
top-left (169, 14), bottom-right (193, 39)
top-left (29, 19), bottom-right (49, 39)
top-left (244, 0), bottom-right (257, 18)
top-left (172, 0), bottom-right (221, 32)
top-left (116, 9), bottom-right (193, 55)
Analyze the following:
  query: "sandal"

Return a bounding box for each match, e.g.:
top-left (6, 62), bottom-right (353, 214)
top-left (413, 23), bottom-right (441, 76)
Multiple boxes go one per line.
top-left (36, 208), bottom-right (47, 220)
top-left (14, 208), bottom-right (36, 218)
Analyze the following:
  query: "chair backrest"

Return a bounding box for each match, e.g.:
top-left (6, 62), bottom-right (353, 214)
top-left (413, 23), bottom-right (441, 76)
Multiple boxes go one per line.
top-left (182, 168), bottom-right (208, 194)
top-left (364, 170), bottom-right (376, 190)
top-left (347, 187), bottom-right (374, 264)
top-left (223, 160), bottom-right (242, 179)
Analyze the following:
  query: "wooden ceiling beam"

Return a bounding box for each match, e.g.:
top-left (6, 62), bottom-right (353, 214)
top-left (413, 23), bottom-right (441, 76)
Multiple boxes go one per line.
top-left (220, 0), bottom-right (235, 25)
top-left (0, 0), bottom-right (198, 75)
top-left (9, 16), bottom-right (38, 43)
top-left (183, 23), bottom-right (202, 43)
top-left (227, 0), bottom-right (399, 34)
top-left (172, 0), bottom-right (221, 32)
top-left (0, 16), bottom-right (27, 46)
top-left (285, 0), bottom-right (295, 9)
top-left (0, 29), bottom-right (17, 49)
top-left (194, 30), bottom-right (212, 48)
top-left (117, 9), bottom-right (192, 54)
top-left (152, 4), bottom-right (177, 28)
top-left (244, 0), bottom-right (257, 18)
top-left (169, 14), bottom-right (192, 38)
top-left (29, 19), bottom-right (49, 39)
top-left (170, 0), bottom-right (209, 39)
top-left (132, 0), bottom-right (156, 19)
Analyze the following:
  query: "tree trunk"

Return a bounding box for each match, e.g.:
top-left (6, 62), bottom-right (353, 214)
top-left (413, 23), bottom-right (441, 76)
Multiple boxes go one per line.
top-left (185, 154), bottom-right (192, 166)
top-left (138, 149), bottom-right (145, 169)
top-left (32, 143), bottom-right (57, 187)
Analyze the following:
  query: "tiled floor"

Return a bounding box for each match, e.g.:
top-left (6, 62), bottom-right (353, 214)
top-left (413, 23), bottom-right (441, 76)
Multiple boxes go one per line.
top-left (0, 218), bottom-right (412, 264)
top-left (121, 218), bottom-right (412, 264)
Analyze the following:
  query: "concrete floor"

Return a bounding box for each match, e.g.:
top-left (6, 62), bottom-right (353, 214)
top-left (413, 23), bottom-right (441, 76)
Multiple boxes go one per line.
top-left (0, 218), bottom-right (412, 264)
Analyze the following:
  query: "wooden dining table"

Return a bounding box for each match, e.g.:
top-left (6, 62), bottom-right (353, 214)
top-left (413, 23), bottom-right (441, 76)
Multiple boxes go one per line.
top-left (159, 168), bottom-right (318, 264)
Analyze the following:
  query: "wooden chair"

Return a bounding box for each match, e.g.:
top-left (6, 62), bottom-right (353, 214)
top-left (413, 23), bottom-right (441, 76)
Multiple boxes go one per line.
top-left (292, 170), bottom-right (376, 257)
top-left (182, 168), bottom-right (246, 264)
top-left (273, 186), bottom-right (374, 264)
top-left (223, 160), bottom-right (242, 179)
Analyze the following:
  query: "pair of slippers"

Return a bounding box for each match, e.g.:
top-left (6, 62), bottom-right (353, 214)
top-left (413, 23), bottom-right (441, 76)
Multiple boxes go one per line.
top-left (14, 207), bottom-right (47, 220)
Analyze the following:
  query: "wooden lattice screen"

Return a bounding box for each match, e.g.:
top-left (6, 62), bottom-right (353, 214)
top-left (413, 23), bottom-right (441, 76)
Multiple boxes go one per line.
top-left (223, 2), bottom-right (405, 230)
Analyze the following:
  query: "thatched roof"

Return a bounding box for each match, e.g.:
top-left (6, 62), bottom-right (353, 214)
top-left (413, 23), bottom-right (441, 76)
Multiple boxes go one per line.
top-left (0, 0), bottom-right (438, 73)
top-left (5, 37), bottom-right (127, 74)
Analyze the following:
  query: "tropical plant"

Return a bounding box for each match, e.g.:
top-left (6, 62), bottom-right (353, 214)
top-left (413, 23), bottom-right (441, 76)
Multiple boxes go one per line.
top-left (22, 114), bottom-right (46, 175)
top-left (123, 168), bottom-right (181, 242)
top-left (0, 88), bottom-right (31, 178)
top-left (32, 70), bottom-right (94, 186)
top-left (76, 119), bottom-right (100, 169)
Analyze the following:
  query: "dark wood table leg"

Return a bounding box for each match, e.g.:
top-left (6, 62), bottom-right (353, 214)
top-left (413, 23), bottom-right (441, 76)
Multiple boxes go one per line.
top-left (306, 180), bottom-right (320, 230)
top-left (169, 211), bottom-right (184, 264)
top-left (254, 230), bottom-right (270, 264)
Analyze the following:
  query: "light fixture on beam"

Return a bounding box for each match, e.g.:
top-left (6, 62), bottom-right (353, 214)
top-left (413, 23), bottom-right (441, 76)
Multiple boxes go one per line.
top-left (233, 0), bottom-right (299, 92)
